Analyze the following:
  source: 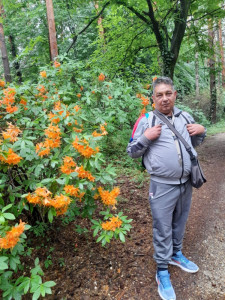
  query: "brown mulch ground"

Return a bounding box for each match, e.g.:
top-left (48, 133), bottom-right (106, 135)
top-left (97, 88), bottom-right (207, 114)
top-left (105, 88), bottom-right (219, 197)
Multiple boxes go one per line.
top-left (24, 133), bottom-right (225, 300)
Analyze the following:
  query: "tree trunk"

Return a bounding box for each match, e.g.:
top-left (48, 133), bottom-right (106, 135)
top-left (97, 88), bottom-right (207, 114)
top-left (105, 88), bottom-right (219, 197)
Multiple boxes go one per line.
top-left (208, 20), bottom-right (217, 123)
top-left (218, 19), bottom-right (225, 87)
top-left (195, 52), bottom-right (200, 98)
top-left (9, 35), bottom-right (22, 83)
top-left (0, 5), bottom-right (11, 82)
top-left (45, 0), bottom-right (58, 61)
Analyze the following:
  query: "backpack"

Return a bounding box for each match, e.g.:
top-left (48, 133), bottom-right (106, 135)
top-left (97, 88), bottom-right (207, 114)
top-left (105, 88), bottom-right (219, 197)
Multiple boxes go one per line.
top-left (129, 111), bottom-right (156, 142)
top-left (130, 112), bottom-right (156, 169)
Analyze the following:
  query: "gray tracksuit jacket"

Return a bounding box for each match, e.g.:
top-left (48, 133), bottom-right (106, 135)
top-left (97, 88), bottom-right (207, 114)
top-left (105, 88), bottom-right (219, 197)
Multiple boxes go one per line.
top-left (127, 107), bottom-right (206, 184)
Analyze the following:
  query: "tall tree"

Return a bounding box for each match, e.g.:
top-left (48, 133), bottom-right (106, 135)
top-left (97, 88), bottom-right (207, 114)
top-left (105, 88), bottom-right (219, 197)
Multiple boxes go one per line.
top-left (45, 0), bottom-right (58, 61)
top-left (0, 3), bottom-right (11, 82)
top-left (218, 19), bottom-right (225, 87)
top-left (208, 19), bottom-right (217, 123)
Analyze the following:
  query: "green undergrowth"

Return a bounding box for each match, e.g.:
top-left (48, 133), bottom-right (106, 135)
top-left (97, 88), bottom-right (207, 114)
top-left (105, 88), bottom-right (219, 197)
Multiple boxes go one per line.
top-left (206, 120), bottom-right (225, 136)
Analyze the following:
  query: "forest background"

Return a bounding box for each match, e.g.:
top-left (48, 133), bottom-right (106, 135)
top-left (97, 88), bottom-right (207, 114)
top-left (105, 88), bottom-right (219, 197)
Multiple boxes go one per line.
top-left (0, 0), bottom-right (225, 299)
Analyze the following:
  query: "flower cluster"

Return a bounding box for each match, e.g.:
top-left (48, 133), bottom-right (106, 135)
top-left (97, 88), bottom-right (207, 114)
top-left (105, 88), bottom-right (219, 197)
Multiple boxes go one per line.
top-left (95, 187), bottom-right (120, 206)
top-left (77, 165), bottom-right (95, 182)
top-left (36, 85), bottom-right (48, 101)
top-left (64, 185), bottom-right (85, 201)
top-left (60, 156), bottom-right (95, 182)
top-left (26, 187), bottom-right (71, 216)
top-left (0, 220), bottom-right (26, 249)
top-left (72, 136), bottom-right (99, 158)
top-left (2, 123), bottom-right (22, 142)
top-left (36, 124), bottom-right (61, 157)
top-left (101, 216), bottom-right (122, 231)
top-left (0, 87), bottom-right (18, 114)
top-left (0, 148), bottom-right (22, 165)
top-left (54, 61), bottom-right (61, 68)
top-left (60, 156), bottom-right (77, 174)
top-left (92, 123), bottom-right (108, 137)
top-left (98, 73), bottom-right (105, 81)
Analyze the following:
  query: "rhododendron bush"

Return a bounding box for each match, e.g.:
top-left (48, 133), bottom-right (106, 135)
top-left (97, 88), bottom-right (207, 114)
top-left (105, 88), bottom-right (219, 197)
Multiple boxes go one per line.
top-left (0, 58), bottom-right (140, 298)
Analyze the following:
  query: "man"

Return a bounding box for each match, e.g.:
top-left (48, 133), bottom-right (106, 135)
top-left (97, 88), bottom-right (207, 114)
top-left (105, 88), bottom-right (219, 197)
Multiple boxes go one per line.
top-left (127, 77), bottom-right (206, 300)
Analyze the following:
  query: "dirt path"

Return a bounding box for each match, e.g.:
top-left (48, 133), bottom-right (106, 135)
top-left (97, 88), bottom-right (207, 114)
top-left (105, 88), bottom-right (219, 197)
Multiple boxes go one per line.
top-left (28, 133), bottom-right (225, 300)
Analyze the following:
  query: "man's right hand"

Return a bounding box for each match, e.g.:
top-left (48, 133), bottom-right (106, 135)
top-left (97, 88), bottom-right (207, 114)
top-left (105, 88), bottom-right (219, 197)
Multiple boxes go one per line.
top-left (144, 124), bottom-right (162, 140)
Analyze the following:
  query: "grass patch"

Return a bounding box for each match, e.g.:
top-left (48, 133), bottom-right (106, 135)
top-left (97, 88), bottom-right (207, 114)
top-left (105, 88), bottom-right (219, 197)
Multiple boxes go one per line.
top-left (207, 120), bottom-right (225, 136)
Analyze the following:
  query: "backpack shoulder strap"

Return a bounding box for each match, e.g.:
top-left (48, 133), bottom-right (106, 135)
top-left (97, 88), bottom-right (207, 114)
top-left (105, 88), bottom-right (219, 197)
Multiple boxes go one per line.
top-left (181, 112), bottom-right (190, 124)
top-left (147, 111), bottom-right (156, 128)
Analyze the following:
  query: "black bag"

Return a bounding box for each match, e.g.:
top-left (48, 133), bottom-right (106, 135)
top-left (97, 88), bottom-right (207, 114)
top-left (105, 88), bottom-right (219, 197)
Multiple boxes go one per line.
top-left (190, 156), bottom-right (206, 188)
top-left (153, 110), bottom-right (206, 188)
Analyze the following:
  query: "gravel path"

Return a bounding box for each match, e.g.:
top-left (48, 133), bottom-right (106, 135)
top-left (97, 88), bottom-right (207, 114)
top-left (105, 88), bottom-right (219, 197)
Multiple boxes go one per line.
top-left (171, 133), bottom-right (225, 300)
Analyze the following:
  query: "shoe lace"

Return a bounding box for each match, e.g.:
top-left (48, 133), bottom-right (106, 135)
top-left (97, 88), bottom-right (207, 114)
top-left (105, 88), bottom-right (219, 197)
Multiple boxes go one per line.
top-left (160, 274), bottom-right (172, 289)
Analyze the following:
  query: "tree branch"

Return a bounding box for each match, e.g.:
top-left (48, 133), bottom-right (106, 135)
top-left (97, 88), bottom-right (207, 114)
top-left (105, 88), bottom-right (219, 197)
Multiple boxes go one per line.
top-left (145, 0), bottom-right (164, 49)
top-left (114, 1), bottom-right (150, 24)
top-left (66, 1), bottom-right (110, 53)
top-left (170, 0), bottom-right (191, 58)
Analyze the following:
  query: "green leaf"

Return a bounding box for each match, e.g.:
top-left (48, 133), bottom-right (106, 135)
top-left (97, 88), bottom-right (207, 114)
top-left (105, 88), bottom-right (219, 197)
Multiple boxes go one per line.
top-left (2, 213), bottom-right (15, 220)
top-left (32, 288), bottom-right (41, 300)
top-left (0, 256), bottom-right (9, 270)
top-left (43, 281), bottom-right (56, 288)
top-left (119, 232), bottom-right (125, 243)
top-left (93, 227), bottom-right (100, 237)
top-left (2, 204), bottom-right (13, 212)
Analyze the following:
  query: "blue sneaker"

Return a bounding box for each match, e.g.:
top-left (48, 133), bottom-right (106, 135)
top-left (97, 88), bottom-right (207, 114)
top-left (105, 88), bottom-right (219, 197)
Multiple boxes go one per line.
top-left (156, 270), bottom-right (176, 300)
top-left (169, 250), bottom-right (199, 273)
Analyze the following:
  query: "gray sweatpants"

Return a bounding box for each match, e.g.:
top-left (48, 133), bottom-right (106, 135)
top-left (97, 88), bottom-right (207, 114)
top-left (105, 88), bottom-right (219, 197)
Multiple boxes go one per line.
top-left (149, 179), bottom-right (192, 268)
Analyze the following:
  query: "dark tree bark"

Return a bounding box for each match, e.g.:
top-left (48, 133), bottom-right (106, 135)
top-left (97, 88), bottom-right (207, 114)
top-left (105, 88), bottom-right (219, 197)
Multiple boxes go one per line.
top-left (8, 35), bottom-right (22, 83)
top-left (0, 5), bottom-right (11, 82)
top-left (208, 20), bottom-right (217, 124)
top-left (45, 0), bottom-right (58, 61)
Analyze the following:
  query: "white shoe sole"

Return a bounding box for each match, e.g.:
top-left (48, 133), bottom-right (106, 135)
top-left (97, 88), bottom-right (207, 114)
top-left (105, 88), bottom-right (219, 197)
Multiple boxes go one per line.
top-left (169, 260), bottom-right (199, 273)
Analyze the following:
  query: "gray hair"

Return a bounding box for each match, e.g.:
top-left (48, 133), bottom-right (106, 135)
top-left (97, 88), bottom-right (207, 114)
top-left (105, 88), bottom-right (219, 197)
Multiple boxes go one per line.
top-left (152, 76), bottom-right (175, 94)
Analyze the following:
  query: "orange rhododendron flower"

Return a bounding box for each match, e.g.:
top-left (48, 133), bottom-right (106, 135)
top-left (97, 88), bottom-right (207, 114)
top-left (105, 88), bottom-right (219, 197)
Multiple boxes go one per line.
top-left (6, 105), bottom-right (18, 114)
top-left (153, 76), bottom-right (157, 82)
top-left (80, 86), bottom-right (83, 91)
top-left (98, 73), bottom-right (105, 81)
top-left (97, 187), bottom-right (120, 206)
top-left (48, 112), bottom-right (60, 124)
top-left (0, 220), bottom-right (26, 249)
top-left (40, 71), bottom-right (47, 78)
top-left (141, 96), bottom-right (150, 107)
top-left (0, 80), bottom-right (5, 87)
top-left (108, 96), bottom-right (112, 99)
top-left (20, 98), bottom-right (27, 106)
top-left (91, 91), bottom-right (95, 94)
top-left (152, 103), bottom-right (155, 109)
top-left (0, 148), bottom-right (22, 165)
top-left (140, 107), bottom-right (147, 116)
top-left (74, 105), bottom-right (81, 112)
top-left (54, 61), bottom-right (61, 68)
top-left (76, 165), bottom-right (95, 182)
top-left (77, 93), bottom-right (81, 98)
top-left (64, 185), bottom-right (80, 197)
top-left (101, 216), bottom-right (122, 231)
top-left (60, 156), bottom-right (77, 174)
top-left (72, 137), bottom-right (98, 158)
top-left (2, 123), bottom-right (22, 142)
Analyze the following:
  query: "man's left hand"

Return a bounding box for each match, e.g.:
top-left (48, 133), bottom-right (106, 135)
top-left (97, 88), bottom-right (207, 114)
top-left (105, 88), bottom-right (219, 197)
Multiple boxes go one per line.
top-left (186, 124), bottom-right (205, 136)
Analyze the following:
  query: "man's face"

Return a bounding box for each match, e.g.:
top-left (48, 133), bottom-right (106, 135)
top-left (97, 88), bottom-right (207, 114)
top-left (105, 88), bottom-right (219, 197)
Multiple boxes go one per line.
top-left (152, 83), bottom-right (177, 115)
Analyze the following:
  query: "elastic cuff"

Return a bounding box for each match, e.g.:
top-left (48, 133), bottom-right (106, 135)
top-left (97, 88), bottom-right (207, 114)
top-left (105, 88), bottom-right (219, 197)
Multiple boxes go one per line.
top-left (157, 264), bottom-right (168, 269)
